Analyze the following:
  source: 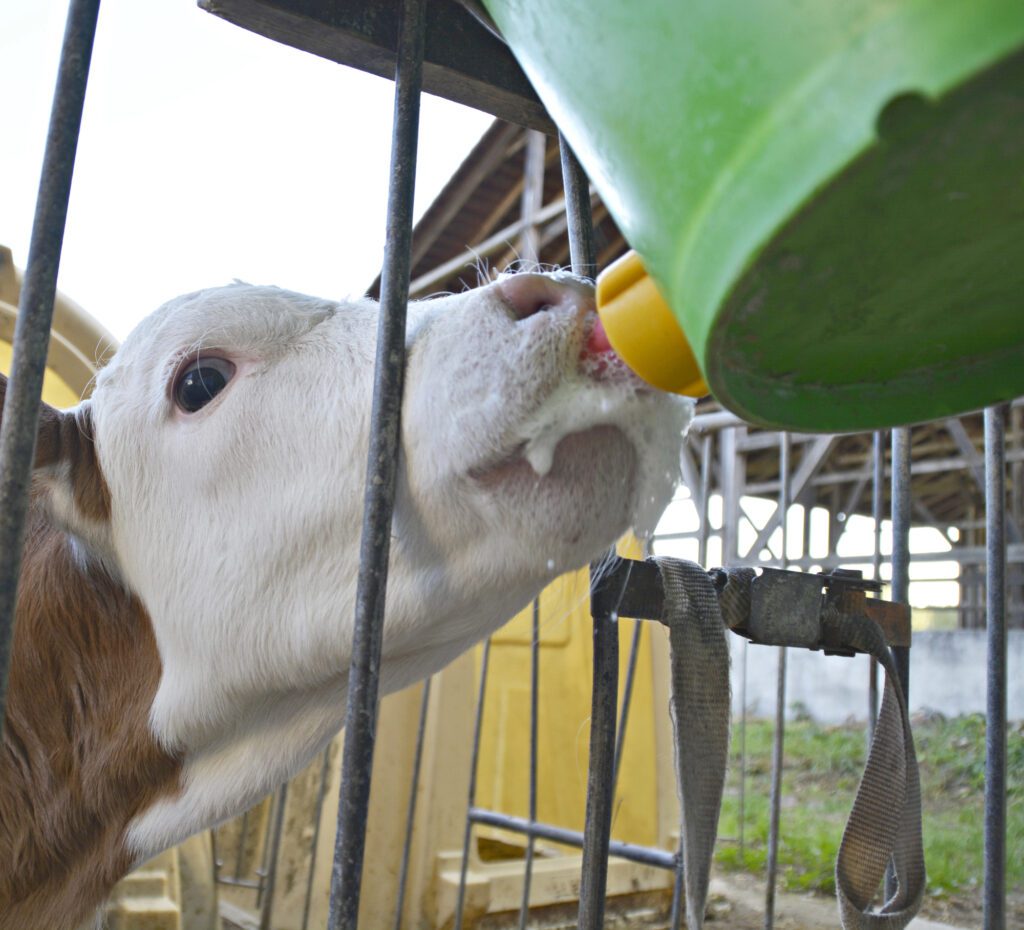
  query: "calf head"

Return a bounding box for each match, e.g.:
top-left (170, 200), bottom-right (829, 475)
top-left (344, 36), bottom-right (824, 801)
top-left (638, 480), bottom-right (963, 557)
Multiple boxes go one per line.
top-left (4, 272), bottom-right (690, 888)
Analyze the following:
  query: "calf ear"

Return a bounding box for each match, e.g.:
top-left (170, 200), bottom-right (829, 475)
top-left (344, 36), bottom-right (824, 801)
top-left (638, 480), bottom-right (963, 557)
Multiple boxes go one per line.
top-left (0, 372), bottom-right (111, 524)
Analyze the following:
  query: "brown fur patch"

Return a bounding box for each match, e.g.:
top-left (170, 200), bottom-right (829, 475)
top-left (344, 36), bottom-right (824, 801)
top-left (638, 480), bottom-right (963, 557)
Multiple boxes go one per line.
top-left (0, 497), bottom-right (180, 925)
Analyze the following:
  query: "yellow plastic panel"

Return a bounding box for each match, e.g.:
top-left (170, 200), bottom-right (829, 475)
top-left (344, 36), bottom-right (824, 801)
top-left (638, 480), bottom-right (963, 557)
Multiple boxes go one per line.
top-left (474, 536), bottom-right (661, 851)
top-left (0, 341), bottom-right (81, 410)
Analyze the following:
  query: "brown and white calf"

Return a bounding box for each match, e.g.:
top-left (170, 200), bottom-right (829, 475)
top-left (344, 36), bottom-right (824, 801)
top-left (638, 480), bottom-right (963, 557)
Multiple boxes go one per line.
top-left (0, 273), bottom-right (689, 929)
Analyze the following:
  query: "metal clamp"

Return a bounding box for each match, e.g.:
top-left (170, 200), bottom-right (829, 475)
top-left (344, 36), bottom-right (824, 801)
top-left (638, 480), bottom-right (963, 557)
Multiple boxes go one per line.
top-left (591, 557), bottom-right (911, 656)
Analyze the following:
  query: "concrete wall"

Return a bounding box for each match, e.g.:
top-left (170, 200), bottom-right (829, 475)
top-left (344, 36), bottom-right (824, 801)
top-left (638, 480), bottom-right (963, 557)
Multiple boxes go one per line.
top-left (731, 630), bottom-right (1024, 723)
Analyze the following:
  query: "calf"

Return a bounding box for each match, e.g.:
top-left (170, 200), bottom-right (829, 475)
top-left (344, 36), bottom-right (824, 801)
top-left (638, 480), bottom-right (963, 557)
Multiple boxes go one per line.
top-left (0, 273), bottom-right (688, 928)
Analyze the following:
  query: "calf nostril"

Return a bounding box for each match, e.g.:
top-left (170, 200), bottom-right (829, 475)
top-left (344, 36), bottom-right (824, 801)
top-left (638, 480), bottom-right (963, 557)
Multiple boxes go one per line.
top-left (496, 274), bottom-right (566, 321)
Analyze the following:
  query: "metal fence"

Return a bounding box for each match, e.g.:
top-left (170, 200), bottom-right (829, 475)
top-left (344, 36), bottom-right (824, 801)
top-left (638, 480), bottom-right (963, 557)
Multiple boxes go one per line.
top-left (0, 2), bottom-right (1014, 930)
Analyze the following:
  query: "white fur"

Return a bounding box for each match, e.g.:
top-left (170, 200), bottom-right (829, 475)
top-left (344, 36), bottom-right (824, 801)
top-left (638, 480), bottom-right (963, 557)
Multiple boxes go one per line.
top-left (77, 274), bottom-right (690, 858)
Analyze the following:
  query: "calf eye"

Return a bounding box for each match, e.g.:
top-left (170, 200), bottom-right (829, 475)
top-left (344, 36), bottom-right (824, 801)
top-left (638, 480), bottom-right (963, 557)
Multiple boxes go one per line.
top-left (174, 357), bottom-right (236, 413)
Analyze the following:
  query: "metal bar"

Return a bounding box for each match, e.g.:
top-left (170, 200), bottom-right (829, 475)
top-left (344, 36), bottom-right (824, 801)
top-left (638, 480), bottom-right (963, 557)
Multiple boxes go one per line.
top-left (391, 679), bottom-right (432, 930)
top-left (558, 136), bottom-right (597, 278)
top-left (301, 747), bottom-right (334, 930)
top-left (886, 426), bottom-right (912, 903)
top-left (234, 810), bottom-right (250, 881)
top-left (669, 860), bottom-right (685, 930)
top-left (468, 808), bottom-right (677, 870)
top-left (868, 431), bottom-right (884, 744)
top-left (748, 435), bottom-right (836, 557)
top-left (764, 434), bottom-right (790, 930)
top-left (454, 639), bottom-right (493, 930)
top-left (408, 196), bottom-right (573, 296)
top-left (327, 0), bottom-right (426, 925)
top-left (578, 608), bottom-right (620, 930)
top-left (611, 619), bottom-right (644, 794)
top-left (738, 639), bottom-right (748, 861)
top-left (210, 829), bottom-right (222, 885)
top-left (517, 603), bottom-right (541, 930)
top-left (259, 784), bottom-right (289, 930)
top-left (255, 794), bottom-right (275, 907)
top-left (697, 434), bottom-right (713, 566)
top-left (984, 405), bottom-right (1008, 930)
top-left (0, 0), bottom-right (100, 732)
top-left (890, 428), bottom-right (912, 693)
top-left (560, 131), bottom-right (619, 930)
top-left (519, 130), bottom-right (547, 265)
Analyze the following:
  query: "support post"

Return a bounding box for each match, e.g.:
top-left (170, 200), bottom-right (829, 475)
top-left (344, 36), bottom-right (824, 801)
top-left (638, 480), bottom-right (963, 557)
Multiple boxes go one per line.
top-left (327, 1), bottom-right (426, 925)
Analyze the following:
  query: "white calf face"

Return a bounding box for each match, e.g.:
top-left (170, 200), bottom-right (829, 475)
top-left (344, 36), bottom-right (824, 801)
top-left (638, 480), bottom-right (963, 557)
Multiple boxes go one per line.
top-left (88, 273), bottom-right (689, 850)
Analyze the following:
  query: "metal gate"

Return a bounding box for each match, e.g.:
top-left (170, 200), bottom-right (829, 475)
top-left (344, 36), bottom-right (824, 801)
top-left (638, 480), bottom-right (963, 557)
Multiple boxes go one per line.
top-left (0, 2), bottom-right (1015, 929)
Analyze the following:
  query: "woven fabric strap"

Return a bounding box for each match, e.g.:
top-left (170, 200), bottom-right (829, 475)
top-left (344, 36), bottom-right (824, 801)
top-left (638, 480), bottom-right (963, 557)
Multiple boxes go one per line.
top-left (655, 559), bottom-right (925, 930)
top-left (825, 610), bottom-right (926, 929)
top-left (657, 558), bottom-right (731, 930)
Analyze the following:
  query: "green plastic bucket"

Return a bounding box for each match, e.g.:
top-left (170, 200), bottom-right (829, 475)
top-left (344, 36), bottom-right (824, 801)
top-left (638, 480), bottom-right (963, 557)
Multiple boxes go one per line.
top-left (483, 0), bottom-right (1024, 431)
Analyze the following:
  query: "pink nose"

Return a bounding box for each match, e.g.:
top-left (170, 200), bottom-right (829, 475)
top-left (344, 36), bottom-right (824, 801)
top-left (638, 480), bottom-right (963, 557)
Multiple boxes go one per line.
top-left (495, 273), bottom-right (595, 321)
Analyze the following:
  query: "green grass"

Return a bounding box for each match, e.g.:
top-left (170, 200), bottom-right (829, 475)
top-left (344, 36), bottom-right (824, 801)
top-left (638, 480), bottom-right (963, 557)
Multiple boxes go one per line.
top-left (715, 714), bottom-right (1024, 904)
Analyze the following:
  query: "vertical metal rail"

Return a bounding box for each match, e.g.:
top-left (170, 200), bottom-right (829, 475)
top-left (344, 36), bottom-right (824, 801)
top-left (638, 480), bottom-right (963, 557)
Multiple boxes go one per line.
top-left (764, 433), bottom-right (790, 930)
top-left (0, 0), bottom-right (101, 730)
top-left (327, 0), bottom-right (426, 925)
top-left (697, 434), bottom-right (713, 566)
top-left (301, 748), bottom-right (334, 930)
top-left (392, 678), bottom-right (432, 930)
top-left (868, 431), bottom-right (885, 743)
top-left (983, 406), bottom-right (1008, 930)
top-left (517, 603), bottom-right (541, 929)
top-left (560, 135), bottom-right (618, 930)
top-left (890, 428), bottom-right (912, 695)
top-left (259, 784), bottom-right (289, 930)
top-left (234, 811), bottom-right (251, 882)
top-left (886, 426), bottom-right (912, 903)
top-left (454, 639), bottom-right (493, 930)
top-left (578, 604), bottom-right (621, 930)
top-left (611, 621), bottom-right (644, 791)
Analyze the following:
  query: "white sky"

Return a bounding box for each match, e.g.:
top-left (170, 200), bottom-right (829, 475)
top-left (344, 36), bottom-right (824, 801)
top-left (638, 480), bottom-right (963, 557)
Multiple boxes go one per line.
top-left (1, 0), bottom-right (492, 340)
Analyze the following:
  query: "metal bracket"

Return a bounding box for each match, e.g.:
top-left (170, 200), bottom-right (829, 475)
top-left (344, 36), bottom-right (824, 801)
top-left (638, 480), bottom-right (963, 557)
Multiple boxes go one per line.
top-left (592, 557), bottom-right (911, 656)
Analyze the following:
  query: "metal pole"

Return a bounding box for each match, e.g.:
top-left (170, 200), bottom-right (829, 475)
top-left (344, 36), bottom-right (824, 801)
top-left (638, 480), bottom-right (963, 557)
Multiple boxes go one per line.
top-left (560, 134), bottom-right (618, 930)
top-left (697, 434), bottom-right (713, 566)
top-left (327, 0), bottom-right (426, 925)
top-left (259, 784), bottom-right (289, 930)
top-left (764, 433), bottom-right (790, 930)
top-left (454, 640), bottom-right (493, 930)
top-left (984, 405), bottom-right (1008, 930)
top-left (890, 428), bottom-right (912, 695)
top-left (738, 639), bottom-right (748, 862)
top-left (234, 810), bottom-right (250, 882)
top-left (611, 620), bottom-right (644, 792)
top-left (577, 608), bottom-right (620, 930)
top-left (0, 0), bottom-right (101, 732)
top-left (886, 426), bottom-right (912, 903)
top-left (392, 679), bottom-right (432, 930)
top-left (518, 602), bottom-right (541, 929)
top-left (558, 136), bottom-right (596, 277)
top-left (868, 431), bottom-right (885, 744)
top-left (301, 748), bottom-right (334, 930)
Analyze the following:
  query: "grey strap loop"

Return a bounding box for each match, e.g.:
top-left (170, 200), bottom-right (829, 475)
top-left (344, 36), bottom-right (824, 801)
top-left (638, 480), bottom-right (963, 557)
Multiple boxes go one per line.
top-left (656, 558), bottom-right (731, 930)
top-left (825, 611), bottom-right (926, 929)
top-left (656, 562), bottom-right (925, 930)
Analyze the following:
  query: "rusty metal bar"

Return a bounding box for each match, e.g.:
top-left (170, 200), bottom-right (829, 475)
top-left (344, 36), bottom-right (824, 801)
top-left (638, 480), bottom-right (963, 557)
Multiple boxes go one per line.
top-left (517, 602), bottom-right (541, 929)
top-left (327, 0), bottom-right (426, 925)
top-left (984, 405), bottom-right (1008, 930)
top-left (764, 433), bottom-right (790, 930)
top-left (0, 0), bottom-right (101, 734)
top-left (454, 639), bottom-right (493, 930)
top-left (392, 679), bottom-right (432, 930)
top-left (468, 807), bottom-right (677, 870)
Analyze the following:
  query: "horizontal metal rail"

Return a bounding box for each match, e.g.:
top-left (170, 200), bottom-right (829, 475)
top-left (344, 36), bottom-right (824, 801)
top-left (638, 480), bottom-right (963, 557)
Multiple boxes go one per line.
top-left (468, 808), bottom-right (677, 871)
